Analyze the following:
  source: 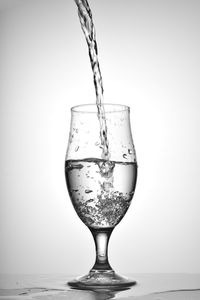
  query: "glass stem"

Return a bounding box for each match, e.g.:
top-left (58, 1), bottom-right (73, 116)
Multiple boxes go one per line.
top-left (90, 227), bottom-right (114, 272)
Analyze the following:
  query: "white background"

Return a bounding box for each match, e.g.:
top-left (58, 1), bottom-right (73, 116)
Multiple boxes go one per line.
top-left (0, 0), bottom-right (200, 274)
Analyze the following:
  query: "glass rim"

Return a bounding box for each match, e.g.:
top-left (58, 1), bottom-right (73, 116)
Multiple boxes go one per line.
top-left (71, 103), bottom-right (130, 113)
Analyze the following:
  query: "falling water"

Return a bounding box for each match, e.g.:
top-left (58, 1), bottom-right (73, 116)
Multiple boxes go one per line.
top-left (74, 0), bottom-right (109, 160)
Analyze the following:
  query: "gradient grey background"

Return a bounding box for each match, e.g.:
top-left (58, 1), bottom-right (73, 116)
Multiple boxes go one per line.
top-left (0, 0), bottom-right (199, 274)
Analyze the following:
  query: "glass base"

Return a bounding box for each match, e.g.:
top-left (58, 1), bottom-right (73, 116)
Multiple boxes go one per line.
top-left (68, 269), bottom-right (136, 291)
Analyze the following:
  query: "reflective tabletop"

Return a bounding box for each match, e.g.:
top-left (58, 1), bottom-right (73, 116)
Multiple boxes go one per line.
top-left (0, 274), bottom-right (200, 299)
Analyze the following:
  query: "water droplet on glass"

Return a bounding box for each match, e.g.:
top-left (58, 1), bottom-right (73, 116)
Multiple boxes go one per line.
top-left (123, 154), bottom-right (127, 159)
top-left (69, 134), bottom-right (74, 143)
top-left (75, 146), bottom-right (79, 152)
top-left (73, 128), bottom-right (78, 133)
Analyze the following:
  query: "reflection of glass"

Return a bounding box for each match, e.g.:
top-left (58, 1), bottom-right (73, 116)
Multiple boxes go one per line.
top-left (65, 104), bottom-right (137, 289)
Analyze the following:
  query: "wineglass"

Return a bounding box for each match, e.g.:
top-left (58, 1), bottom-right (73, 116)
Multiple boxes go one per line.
top-left (65, 104), bottom-right (137, 289)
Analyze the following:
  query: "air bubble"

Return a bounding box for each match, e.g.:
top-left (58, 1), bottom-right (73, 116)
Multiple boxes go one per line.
top-left (128, 149), bottom-right (133, 155)
top-left (85, 189), bottom-right (93, 194)
top-left (98, 161), bottom-right (115, 178)
top-left (102, 182), bottom-right (113, 192)
top-left (86, 199), bottom-right (93, 203)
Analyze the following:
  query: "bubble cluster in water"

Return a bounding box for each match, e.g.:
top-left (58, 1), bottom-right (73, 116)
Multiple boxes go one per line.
top-left (65, 158), bottom-right (137, 228)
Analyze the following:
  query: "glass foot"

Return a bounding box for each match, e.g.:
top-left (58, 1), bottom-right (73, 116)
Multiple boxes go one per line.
top-left (68, 270), bottom-right (136, 290)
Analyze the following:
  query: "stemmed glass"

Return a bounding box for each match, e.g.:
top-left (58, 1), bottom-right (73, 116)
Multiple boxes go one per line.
top-left (65, 104), bottom-right (137, 289)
